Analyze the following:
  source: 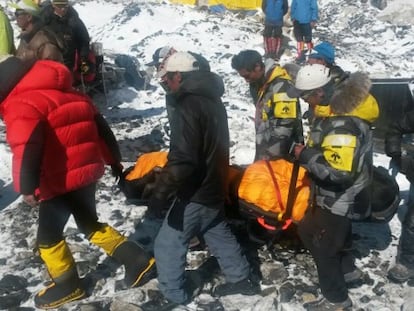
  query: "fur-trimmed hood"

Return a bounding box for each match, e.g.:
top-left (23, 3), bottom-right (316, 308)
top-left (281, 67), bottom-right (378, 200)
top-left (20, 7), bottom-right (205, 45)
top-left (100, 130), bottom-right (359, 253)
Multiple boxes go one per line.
top-left (330, 71), bottom-right (371, 114)
top-left (330, 71), bottom-right (379, 123)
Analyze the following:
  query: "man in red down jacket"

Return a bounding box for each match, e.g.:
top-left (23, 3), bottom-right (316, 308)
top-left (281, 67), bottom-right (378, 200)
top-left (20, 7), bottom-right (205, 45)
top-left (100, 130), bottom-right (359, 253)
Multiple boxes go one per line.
top-left (0, 56), bottom-right (155, 309)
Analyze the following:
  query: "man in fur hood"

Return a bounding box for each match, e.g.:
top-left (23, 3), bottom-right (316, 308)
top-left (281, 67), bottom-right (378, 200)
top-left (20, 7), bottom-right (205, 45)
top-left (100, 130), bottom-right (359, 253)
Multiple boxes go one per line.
top-left (288, 64), bottom-right (379, 310)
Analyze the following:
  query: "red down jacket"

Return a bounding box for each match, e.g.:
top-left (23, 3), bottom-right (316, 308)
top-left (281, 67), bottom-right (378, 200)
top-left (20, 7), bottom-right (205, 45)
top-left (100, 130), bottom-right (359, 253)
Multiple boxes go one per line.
top-left (0, 60), bottom-right (119, 200)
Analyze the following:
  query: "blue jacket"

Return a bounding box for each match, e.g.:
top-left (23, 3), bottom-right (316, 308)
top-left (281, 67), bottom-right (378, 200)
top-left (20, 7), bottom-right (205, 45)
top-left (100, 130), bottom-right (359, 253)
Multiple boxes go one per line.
top-left (291, 0), bottom-right (318, 24)
top-left (262, 0), bottom-right (288, 26)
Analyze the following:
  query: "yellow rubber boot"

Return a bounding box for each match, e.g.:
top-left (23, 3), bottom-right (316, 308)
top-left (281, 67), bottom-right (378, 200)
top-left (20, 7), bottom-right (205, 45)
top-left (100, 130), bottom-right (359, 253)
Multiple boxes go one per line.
top-left (35, 240), bottom-right (85, 309)
top-left (89, 224), bottom-right (156, 287)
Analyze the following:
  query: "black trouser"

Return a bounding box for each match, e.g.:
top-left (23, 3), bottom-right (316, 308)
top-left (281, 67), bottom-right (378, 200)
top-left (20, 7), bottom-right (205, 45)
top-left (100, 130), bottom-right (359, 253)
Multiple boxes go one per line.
top-left (263, 25), bottom-right (283, 38)
top-left (399, 184), bottom-right (414, 266)
top-left (298, 206), bottom-right (353, 302)
top-left (293, 21), bottom-right (312, 42)
top-left (37, 183), bottom-right (103, 247)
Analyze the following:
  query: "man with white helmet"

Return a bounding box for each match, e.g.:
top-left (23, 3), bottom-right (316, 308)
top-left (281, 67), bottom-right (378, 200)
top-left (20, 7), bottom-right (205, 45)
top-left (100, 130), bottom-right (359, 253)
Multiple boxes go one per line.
top-left (288, 64), bottom-right (379, 310)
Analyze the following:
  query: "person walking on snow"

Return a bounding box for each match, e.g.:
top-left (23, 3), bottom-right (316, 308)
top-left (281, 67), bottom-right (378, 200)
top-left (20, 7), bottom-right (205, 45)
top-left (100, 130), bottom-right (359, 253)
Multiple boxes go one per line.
top-left (290, 0), bottom-right (318, 60)
top-left (147, 52), bottom-right (259, 308)
top-left (261, 0), bottom-right (288, 60)
top-left (385, 110), bottom-right (414, 283)
top-left (0, 56), bottom-right (155, 309)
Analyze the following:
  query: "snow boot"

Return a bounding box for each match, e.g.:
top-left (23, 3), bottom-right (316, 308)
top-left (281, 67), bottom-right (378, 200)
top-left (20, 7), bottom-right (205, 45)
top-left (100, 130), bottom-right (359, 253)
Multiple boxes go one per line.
top-left (296, 41), bottom-right (305, 60)
top-left (89, 224), bottom-right (156, 287)
top-left (388, 263), bottom-right (414, 283)
top-left (35, 240), bottom-right (86, 309)
top-left (212, 277), bottom-right (260, 297)
top-left (303, 296), bottom-right (352, 311)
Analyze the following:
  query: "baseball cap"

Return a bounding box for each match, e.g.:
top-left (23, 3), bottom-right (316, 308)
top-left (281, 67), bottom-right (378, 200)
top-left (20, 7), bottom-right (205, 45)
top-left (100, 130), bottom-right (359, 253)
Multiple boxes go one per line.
top-left (9, 0), bottom-right (39, 15)
top-left (156, 51), bottom-right (200, 78)
top-left (146, 46), bottom-right (174, 67)
top-left (287, 64), bottom-right (331, 98)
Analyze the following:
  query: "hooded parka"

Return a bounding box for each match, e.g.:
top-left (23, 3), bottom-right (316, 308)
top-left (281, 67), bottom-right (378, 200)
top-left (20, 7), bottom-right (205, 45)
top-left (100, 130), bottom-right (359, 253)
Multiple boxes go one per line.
top-left (255, 59), bottom-right (303, 160)
top-left (298, 72), bottom-right (379, 218)
top-left (0, 58), bottom-right (120, 200)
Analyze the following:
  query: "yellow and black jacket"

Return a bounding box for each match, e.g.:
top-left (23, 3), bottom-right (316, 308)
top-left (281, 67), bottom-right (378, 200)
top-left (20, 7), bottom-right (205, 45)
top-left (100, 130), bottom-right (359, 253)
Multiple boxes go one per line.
top-left (298, 72), bottom-right (379, 219)
top-left (255, 60), bottom-right (303, 160)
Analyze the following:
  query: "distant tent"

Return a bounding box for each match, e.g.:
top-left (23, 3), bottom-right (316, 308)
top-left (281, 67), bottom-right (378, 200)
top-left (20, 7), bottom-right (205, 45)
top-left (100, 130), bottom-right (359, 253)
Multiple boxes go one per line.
top-left (169, 0), bottom-right (262, 10)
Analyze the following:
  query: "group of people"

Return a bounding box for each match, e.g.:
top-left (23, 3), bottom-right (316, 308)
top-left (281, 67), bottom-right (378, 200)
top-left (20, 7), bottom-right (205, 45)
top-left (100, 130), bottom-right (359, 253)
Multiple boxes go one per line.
top-left (262, 0), bottom-right (318, 60)
top-left (0, 2), bottom-right (414, 311)
top-left (1, 0), bottom-right (93, 80)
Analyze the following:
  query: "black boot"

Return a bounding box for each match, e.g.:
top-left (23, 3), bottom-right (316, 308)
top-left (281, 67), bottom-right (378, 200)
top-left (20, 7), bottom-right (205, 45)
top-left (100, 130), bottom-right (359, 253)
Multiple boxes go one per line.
top-left (212, 277), bottom-right (260, 297)
top-left (34, 269), bottom-right (86, 309)
top-left (112, 240), bottom-right (156, 287)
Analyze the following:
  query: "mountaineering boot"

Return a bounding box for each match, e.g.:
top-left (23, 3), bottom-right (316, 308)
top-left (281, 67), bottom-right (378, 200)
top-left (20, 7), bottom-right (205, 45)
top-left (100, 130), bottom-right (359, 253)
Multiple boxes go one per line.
top-left (112, 240), bottom-right (156, 287)
top-left (303, 296), bottom-right (352, 311)
top-left (89, 224), bottom-right (156, 287)
top-left (263, 36), bottom-right (270, 57)
top-left (388, 263), bottom-right (414, 283)
top-left (35, 240), bottom-right (86, 309)
top-left (212, 277), bottom-right (260, 297)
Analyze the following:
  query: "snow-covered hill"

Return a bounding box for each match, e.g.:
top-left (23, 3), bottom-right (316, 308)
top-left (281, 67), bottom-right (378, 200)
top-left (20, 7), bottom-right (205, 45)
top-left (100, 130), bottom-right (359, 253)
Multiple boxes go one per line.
top-left (0, 0), bottom-right (414, 310)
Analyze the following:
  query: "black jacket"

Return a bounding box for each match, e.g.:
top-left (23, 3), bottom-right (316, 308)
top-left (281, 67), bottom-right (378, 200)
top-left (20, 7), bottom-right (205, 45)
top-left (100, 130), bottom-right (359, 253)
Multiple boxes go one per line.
top-left (41, 4), bottom-right (90, 70)
top-left (153, 71), bottom-right (229, 207)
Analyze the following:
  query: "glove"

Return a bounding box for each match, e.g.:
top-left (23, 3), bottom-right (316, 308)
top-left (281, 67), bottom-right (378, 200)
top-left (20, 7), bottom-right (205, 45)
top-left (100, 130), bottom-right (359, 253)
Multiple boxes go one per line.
top-left (111, 163), bottom-right (123, 182)
top-left (147, 196), bottom-right (169, 219)
top-left (80, 60), bottom-right (91, 75)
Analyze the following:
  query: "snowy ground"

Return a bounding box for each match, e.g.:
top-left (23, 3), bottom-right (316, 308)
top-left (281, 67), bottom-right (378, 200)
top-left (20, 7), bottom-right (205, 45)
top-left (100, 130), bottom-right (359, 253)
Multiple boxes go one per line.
top-left (1, 0), bottom-right (414, 310)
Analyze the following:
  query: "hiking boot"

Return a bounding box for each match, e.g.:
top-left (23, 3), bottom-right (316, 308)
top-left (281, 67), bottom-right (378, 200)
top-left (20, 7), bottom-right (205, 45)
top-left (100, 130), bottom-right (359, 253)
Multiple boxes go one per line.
top-left (303, 296), bottom-right (352, 311)
top-left (112, 240), bottom-right (157, 287)
top-left (140, 297), bottom-right (180, 311)
top-left (34, 280), bottom-right (86, 309)
top-left (344, 267), bottom-right (363, 283)
top-left (212, 278), bottom-right (260, 297)
top-left (388, 263), bottom-right (414, 283)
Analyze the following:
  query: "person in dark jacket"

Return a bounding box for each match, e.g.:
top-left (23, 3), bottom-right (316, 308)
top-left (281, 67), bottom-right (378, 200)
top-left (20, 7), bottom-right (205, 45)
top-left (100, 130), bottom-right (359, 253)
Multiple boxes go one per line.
top-left (0, 56), bottom-right (155, 309)
top-left (385, 111), bottom-right (414, 283)
top-left (261, 0), bottom-right (288, 59)
top-left (11, 0), bottom-right (64, 62)
top-left (147, 52), bottom-right (259, 308)
top-left (289, 64), bottom-right (379, 310)
top-left (40, 0), bottom-right (90, 72)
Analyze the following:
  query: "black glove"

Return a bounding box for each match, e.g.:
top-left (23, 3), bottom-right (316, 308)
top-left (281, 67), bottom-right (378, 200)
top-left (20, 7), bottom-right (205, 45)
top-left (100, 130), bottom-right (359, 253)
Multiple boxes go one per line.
top-left (111, 163), bottom-right (123, 182)
top-left (401, 156), bottom-right (414, 183)
top-left (147, 196), bottom-right (169, 219)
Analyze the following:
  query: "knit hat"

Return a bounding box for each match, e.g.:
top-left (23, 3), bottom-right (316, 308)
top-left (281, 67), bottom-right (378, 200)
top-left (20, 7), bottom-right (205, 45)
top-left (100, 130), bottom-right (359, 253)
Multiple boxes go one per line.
top-left (156, 52), bottom-right (200, 78)
top-left (9, 0), bottom-right (39, 15)
top-left (309, 42), bottom-right (335, 65)
top-left (146, 46), bottom-right (176, 67)
top-left (52, 0), bottom-right (68, 6)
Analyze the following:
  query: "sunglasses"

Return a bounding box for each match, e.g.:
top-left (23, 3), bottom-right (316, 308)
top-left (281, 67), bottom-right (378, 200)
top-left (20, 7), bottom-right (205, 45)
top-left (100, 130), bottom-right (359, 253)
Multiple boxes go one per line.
top-left (300, 90), bottom-right (315, 101)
